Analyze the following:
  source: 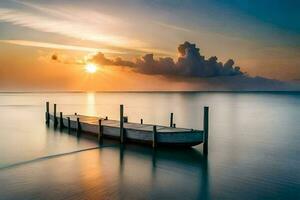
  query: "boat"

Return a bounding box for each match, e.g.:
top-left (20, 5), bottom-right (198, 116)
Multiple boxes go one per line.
top-left (48, 113), bottom-right (204, 147)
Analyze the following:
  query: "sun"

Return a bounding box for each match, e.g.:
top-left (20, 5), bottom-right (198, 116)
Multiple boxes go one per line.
top-left (85, 63), bottom-right (97, 73)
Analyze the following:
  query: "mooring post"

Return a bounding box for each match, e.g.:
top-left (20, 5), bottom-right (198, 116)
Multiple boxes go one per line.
top-left (170, 113), bottom-right (173, 127)
top-left (105, 116), bottom-right (108, 120)
top-left (203, 106), bottom-right (209, 155)
top-left (54, 104), bottom-right (57, 128)
top-left (98, 119), bottom-right (103, 145)
top-left (140, 119), bottom-right (143, 124)
top-left (120, 105), bottom-right (124, 144)
top-left (76, 117), bottom-right (81, 137)
top-left (173, 123), bottom-right (176, 128)
top-left (59, 112), bottom-right (64, 130)
top-left (152, 125), bottom-right (157, 148)
top-left (67, 117), bottom-right (71, 133)
top-left (45, 102), bottom-right (50, 125)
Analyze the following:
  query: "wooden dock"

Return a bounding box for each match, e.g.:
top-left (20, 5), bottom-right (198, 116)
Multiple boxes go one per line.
top-left (45, 103), bottom-right (209, 152)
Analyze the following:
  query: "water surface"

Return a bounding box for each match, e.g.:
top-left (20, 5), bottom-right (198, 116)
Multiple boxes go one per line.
top-left (0, 92), bottom-right (299, 200)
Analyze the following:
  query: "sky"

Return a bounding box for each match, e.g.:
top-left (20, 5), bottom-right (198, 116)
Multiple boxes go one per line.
top-left (0, 0), bottom-right (299, 91)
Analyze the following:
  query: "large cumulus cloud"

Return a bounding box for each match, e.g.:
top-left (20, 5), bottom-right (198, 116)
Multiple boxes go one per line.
top-left (90, 41), bottom-right (243, 77)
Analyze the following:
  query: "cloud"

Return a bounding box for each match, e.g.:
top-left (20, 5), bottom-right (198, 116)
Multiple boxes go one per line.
top-left (154, 21), bottom-right (192, 33)
top-left (0, 6), bottom-right (144, 51)
top-left (187, 75), bottom-right (295, 91)
top-left (51, 54), bottom-right (58, 61)
top-left (48, 53), bottom-right (83, 65)
top-left (46, 41), bottom-right (299, 91)
top-left (0, 7), bottom-right (126, 46)
top-left (87, 41), bottom-right (300, 90)
top-left (176, 42), bottom-right (243, 77)
top-left (0, 40), bottom-right (124, 54)
top-left (90, 41), bottom-right (244, 77)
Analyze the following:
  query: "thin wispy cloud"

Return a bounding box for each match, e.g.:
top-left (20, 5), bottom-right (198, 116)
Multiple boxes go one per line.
top-left (0, 0), bottom-right (152, 54)
top-left (0, 1), bottom-right (180, 56)
top-left (0, 4), bottom-right (173, 56)
top-left (13, 0), bottom-right (119, 25)
top-left (0, 40), bottom-right (125, 54)
top-left (0, 8), bottom-right (129, 46)
top-left (154, 21), bottom-right (192, 33)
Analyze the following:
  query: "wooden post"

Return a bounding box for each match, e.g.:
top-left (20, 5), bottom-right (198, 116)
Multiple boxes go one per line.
top-left (54, 104), bottom-right (57, 128)
top-left (120, 105), bottom-right (124, 144)
top-left (152, 125), bottom-right (157, 148)
top-left (45, 102), bottom-right (50, 125)
top-left (67, 117), bottom-right (71, 133)
top-left (203, 106), bottom-right (209, 155)
top-left (98, 119), bottom-right (103, 145)
top-left (76, 117), bottom-right (81, 137)
top-left (170, 113), bottom-right (173, 127)
top-left (59, 112), bottom-right (64, 130)
top-left (140, 119), bottom-right (143, 124)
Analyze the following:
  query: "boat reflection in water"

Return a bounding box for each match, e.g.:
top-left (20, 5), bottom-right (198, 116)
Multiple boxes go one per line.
top-left (0, 136), bottom-right (210, 200)
top-left (116, 142), bottom-right (209, 200)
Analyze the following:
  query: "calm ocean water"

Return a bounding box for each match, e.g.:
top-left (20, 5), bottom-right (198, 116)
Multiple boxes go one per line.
top-left (0, 92), bottom-right (299, 200)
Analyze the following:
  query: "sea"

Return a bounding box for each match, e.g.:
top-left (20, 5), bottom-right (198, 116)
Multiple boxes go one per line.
top-left (0, 92), bottom-right (299, 200)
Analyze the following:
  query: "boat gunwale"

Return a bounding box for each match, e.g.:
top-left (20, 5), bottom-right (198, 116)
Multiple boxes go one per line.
top-left (51, 114), bottom-right (204, 134)
top-left (73, 119), bottom-right (204, 134)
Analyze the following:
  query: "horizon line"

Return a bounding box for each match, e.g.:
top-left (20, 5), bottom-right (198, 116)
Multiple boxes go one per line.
top-left (0, 90), bottom-right (299, 94)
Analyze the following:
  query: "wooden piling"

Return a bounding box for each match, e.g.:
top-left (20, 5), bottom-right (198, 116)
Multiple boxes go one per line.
top-left (152, 125), bottom-right (157, 148)
top-left (203, 106), bottom-right (209, 155)
top-left (45, 102), bottom-right (50, 125)
top-left (170, 113), bottom-right (173, 127)
top-left (67, 117), bottom-right (71, 133)
top-left (98, 119), bottom-right (103, 145)
top-left (140, 119), bottom-right (143, 124)
top-left (59, 112), bottom-right (64, 130)
top-left (54, 104), bottom-right (57, 128)
top-left (120, 105), bottom-right (124, 144)
top-left (76, 117), bottom-right (81, 137)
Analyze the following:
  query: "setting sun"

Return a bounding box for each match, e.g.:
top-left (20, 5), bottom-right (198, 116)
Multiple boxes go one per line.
top-left (85, 63), bottom-right (97, 73)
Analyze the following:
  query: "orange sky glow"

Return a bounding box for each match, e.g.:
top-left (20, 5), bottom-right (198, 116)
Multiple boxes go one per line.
top-left (0, 0), bottom-right (299, 91)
